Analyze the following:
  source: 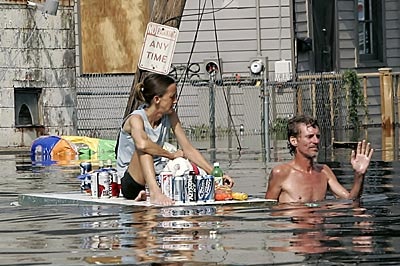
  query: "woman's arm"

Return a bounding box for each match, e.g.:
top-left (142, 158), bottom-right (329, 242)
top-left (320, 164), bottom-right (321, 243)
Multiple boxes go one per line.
top-left (127, 114), bottom-right (183, 159)
top-left (169, 111), bottom-right (234, 186)
top-left (169, 111), bottom-right (213, 172)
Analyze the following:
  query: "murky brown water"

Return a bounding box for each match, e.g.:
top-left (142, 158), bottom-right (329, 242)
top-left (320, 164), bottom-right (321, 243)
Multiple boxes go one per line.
top-left (1, 148), bottom-right (400, 265)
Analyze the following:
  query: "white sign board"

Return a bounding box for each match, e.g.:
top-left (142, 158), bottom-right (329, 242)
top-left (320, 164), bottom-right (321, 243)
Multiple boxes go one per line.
top-left (138, 22), bottom-right (179, 75)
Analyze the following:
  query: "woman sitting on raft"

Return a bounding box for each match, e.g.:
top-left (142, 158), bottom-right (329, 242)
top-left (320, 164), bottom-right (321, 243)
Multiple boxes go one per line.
top-left (116, 73), bottom-right (234, 205)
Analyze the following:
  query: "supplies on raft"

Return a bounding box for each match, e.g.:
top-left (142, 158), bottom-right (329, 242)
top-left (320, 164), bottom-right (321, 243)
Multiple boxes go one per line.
top-left (77, 160), bottom-right (121, 198)
top-left (214, 185), bottom-right (249, 201)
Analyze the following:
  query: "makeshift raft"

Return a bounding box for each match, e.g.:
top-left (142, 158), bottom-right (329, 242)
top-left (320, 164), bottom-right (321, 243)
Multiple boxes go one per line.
top-left (18, 192), bottom-right (276, 207)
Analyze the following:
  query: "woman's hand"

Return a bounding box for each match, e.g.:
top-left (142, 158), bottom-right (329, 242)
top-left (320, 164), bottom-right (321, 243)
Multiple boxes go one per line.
top-left (223, 174), bottom-right (234, 187)
top-left (134, 190), bottom-right (147, 201)
top-left (171, 149), bottom-right (184, 160)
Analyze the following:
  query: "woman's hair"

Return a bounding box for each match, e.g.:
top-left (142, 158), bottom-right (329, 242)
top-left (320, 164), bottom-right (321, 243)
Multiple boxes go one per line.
top-left (132, 73), bottom-right (176, 110)
top-left (287, 114), bottom-right (319, 155)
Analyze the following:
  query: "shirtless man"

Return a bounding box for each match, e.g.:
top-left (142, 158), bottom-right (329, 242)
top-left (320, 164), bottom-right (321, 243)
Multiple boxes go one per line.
top-left (265, 115), bottom-right (374, 203)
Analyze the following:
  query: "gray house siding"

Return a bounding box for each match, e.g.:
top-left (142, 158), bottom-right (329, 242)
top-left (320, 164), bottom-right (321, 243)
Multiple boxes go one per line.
top-left (172, 0), bottom-right (293, 79)
top-left (337, 0), bottom-right (358, 70)
top-left (171, 0), bottom-right (293, 135)
top-left (294, 0), bottom-right (400, 126)
top-left (386, 0), bottom-right (400, 68)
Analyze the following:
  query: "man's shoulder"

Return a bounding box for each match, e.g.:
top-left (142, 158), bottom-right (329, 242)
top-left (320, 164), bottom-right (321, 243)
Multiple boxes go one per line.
top-left (314, 163), bottom-right (333, 172)
top-left (271, 162), bottom-right (293, 175)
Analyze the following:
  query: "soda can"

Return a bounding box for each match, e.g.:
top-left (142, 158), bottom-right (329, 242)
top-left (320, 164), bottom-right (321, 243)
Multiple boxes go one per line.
top-left (196, 175), bottom-right (203, 201)
top-left (80, 174), bottom-right (91, 194)
top-left (145, 184), bottom-right (150, 202)
top-left (90, 172), bottom-right (99, 198)
top-left (92, 170), bottom-right (111, 198)
top-left (160, 170), bottom-right (173, 199)
top-left (109, 171), bottom-right (120, 197)
top-left (159, 220), bottom-right (193, 228)
top-left (155, 174), bottom-right (162, 188)
top-left (117, 171), bottom-right (123, 195)
top-left (162, 243), bottom-right (197, 250)
top-left (186, 171), bottom-right (198, 202)
top-left (161, 207), bottom-right (194, 217)
top-left (173, 175), bottom-right (185, 203)
top-left (197, 175), bottom-right (215, 202)
top-left (80, 162), bottom-right (92, 175)
top-left (182, 174), bottom-right (188, 203)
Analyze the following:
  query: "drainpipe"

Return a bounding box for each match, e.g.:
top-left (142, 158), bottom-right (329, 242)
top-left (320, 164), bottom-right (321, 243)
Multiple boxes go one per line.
top-left (290, 0), bottom-right (297, 76)
top-left (256, 0), bottom-right (261, 56)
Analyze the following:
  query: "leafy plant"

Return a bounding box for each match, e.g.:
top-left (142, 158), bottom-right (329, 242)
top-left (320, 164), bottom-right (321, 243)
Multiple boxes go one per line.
top-left (270, 117), bottom-right (288, 140)
top-left (270, 117), bottom-right (288, 133)
top-left (343, 69), bottom-right (367, 129)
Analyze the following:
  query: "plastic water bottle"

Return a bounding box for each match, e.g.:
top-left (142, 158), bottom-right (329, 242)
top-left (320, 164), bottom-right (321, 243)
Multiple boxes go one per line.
top-left (211, 162), bottom-right (223, 186)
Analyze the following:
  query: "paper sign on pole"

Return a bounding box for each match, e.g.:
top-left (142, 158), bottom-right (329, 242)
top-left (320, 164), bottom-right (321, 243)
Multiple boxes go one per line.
top-left (138, 22), bottom-right (179, 75)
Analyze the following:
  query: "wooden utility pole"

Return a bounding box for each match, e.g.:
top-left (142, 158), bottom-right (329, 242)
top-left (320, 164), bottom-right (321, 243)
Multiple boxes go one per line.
top-left (123, 0), bottom-right (187, 118)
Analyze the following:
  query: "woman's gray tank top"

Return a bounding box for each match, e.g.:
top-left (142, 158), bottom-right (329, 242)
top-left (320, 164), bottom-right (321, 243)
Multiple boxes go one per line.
top-left (116, 108), bottom-right (170, 173)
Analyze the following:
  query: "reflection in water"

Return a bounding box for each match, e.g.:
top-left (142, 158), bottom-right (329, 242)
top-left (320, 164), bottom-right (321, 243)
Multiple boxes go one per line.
top-left (82, 205), bottom-right (227, 264)
top-left (3, 152), bottom-right (400, 265)
top-left (267, 199), bottom-right (393, 259)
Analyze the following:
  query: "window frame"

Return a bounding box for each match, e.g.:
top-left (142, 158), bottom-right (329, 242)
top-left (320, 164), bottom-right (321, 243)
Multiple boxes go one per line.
top-left (357, 0), bottom-right (386, 67)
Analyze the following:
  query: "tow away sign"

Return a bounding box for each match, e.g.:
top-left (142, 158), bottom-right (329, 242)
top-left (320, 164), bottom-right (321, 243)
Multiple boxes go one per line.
top-left (138, 22), bottom-right (179, 75)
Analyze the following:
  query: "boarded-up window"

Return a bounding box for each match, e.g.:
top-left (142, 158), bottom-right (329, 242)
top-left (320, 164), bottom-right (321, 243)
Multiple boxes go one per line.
top-left (79, 0), bottom-right (150, 74)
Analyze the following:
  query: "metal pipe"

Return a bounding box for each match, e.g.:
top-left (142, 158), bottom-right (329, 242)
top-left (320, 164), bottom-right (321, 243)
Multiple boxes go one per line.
top-left (263, 71), bottom-right (270, 163)
top-left (209, 74), bottom-right (216, 162)
top-left (256, 0), bottom-right (261, 55)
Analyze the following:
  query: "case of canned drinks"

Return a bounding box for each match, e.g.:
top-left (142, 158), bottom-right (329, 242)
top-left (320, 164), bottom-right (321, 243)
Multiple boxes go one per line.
top-left (186, 171), bottom-right (198, 202)
top-left (197, 175), bottom-right (215, 202)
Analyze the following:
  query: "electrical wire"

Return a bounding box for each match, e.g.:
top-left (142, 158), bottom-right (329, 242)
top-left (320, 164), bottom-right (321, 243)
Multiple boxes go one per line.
top-left (210, 0), bottom-right (242, 153)
top-left (175, 0), bottom-right (207, 104)
top-left (162, 0), bottom-right (234, 25)
top-left (161, 0), bottom-right (243, 153)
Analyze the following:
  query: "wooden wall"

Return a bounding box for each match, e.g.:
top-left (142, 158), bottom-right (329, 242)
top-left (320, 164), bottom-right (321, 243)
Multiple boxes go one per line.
top-left (2, 0), bottom-right (74, 6)
top-left (79, 0), bottom-right (150, 74)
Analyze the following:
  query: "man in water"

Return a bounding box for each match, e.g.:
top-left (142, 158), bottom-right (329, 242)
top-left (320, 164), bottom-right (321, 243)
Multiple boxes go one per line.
top-left (265, 115), bottom-right (374, 203)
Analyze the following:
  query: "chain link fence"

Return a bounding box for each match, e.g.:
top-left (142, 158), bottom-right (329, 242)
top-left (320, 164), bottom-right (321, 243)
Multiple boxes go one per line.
top-left (76, 74), bottom-right (133, 140)
top-left (76, 72), bottom-right (366, 162)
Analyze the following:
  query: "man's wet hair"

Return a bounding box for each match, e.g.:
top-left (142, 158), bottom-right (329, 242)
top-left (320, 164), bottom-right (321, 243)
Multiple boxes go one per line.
top-left (287, 115), bottom-right (319, 155)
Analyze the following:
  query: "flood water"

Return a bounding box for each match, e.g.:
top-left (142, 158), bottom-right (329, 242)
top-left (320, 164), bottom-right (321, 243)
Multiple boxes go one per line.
top-left (1, 148), bottom-right (400, 265)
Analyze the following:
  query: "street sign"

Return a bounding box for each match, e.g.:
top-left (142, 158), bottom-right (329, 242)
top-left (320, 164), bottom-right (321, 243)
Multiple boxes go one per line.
top-left (138, 22), bottom-right (179, 75)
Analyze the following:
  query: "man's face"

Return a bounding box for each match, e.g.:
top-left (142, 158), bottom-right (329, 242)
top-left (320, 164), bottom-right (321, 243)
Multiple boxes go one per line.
top-left (291, 123), bottom-right (320, 158)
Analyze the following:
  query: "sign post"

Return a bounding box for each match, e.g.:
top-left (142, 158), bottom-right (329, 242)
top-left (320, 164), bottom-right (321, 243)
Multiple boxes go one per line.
top-left (138, 22), bottom-right (179, 75)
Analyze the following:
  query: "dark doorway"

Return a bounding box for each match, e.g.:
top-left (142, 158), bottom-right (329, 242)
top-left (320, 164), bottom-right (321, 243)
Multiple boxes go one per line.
top-left (14, 87), bottom-right (42, 127)
top-left (312, 0), bottom-right (336, 72)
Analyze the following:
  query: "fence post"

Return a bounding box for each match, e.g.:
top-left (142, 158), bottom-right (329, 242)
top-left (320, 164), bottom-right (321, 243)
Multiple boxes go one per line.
top-left (379, 67), bottom-right (394, 161)
top-left (329, 82), bottom-right (334, 159)
top-left (396, 74), bottom-right (400, 160)
top-left (362, 76), bottom-right (368, 140)
top-left (311, 82), bottom-right (316, 118)
top-left (263, 72), bottom-right (270, 163)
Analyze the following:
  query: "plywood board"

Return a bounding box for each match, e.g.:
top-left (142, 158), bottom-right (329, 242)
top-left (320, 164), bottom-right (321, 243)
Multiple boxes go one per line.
top-left (80, 0), bottom-right (150, 74)
top-left (19, 192), bottom-right (276, 207)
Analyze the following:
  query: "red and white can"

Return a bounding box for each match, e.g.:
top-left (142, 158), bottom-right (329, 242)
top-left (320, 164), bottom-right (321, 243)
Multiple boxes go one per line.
top-left (160, 170), bottom-right (173, 199)
top-left (110, 171), bottom-right (120, 197)
top-left (91, 170), bottom-right (111, 198)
